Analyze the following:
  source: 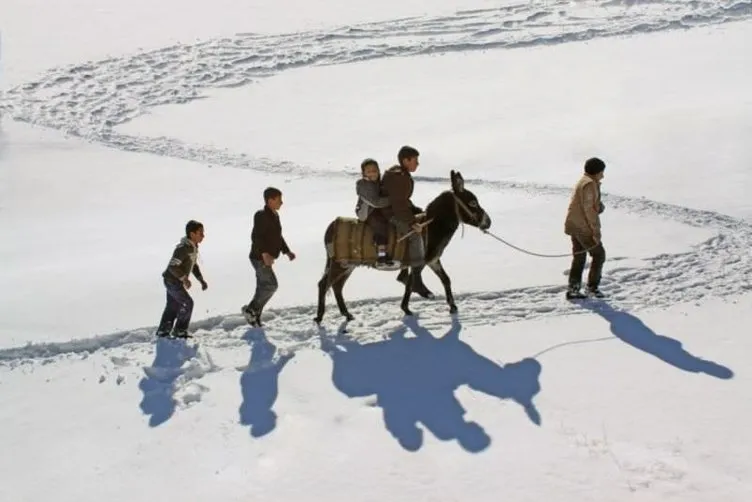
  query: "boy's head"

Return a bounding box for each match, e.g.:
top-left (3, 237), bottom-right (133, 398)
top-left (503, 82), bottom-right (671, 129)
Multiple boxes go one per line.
top-left (397, 145), bottom-right (420, 172)
top-left (584, 157), bottom-right (606, 180)
top-left (185, 220), bottom-right (205, 244)
top-left (360, 158), bottom-right (380, 182)
top-left (263, 187), bottom-right (283, 211)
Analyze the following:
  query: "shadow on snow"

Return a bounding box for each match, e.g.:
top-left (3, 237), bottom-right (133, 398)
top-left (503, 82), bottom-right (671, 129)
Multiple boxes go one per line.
top-left (138, 338), bottom-right (198, 427)
top-left (238, 328), bottom-right (295, 438)
top-left (582, 301), bottom-right (734, 379)
top-left (321, 316), bottom-right (543, 453)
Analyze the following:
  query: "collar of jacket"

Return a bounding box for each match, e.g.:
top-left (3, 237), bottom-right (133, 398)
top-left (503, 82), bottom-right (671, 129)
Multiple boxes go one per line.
top-left (263, 205), bottom-right (279, 216)
top-left (179, 236), bottom-right (197, 249)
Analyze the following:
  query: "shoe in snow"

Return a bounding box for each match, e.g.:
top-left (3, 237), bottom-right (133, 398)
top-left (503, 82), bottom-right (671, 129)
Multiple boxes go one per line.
top-left (587, 288), bottom-right (605, 299)
top-left (565, 286), bottom-right (587, 300)
top-left (242, 306), bottom-right (263, 327)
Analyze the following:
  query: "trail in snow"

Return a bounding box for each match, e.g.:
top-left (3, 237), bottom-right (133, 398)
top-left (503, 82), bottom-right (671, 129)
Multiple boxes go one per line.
top-left (2, 0), bottom-right (750, 144)
top-left (1, 0), bottom-right (751, 367)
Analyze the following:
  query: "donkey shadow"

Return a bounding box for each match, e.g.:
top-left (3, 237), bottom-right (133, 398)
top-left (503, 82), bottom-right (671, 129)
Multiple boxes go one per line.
top-left (582, 302), bottom-right (734, 379)
top-left (238, 328), bottom-right (295, 438)
top-left (138, 338), bottom-right (198, 427)
top-left (321, 317), bottom-right (542, 452)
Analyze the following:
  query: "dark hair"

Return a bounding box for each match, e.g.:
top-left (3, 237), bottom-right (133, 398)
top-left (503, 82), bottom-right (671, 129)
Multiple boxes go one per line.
top-left (263, 187), bottom-right (282, 202)
top-left (584, 157), bottom-right (606, 175)
top-left (185, 220), bottom-right (203, 236)
top-left (360, 158), bottom-right (379, 173)
top-left (398, 145), bottom-right (419, 164)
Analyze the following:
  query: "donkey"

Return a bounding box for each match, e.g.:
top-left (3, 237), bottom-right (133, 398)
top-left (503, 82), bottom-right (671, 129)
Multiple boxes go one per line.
top-left (314, 170), bottom-right (492, 324)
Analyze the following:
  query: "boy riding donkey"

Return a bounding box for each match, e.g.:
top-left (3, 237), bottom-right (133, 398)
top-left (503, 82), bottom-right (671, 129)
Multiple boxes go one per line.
top-left (355, 158), bottom-right (394, 267)
top-left (381, 146), bottom-right (434, 296)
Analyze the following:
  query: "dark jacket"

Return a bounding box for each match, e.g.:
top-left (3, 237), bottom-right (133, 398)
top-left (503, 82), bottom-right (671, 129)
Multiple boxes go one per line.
top-left (162, 237), bottom-right (204, 284)
top-left (381, 164), bottom-right (418, 224)
top-left (250, 206), bottom-right (290, 260)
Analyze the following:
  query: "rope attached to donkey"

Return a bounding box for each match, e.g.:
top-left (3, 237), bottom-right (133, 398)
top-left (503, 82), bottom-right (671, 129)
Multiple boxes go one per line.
top-left (451, 193), bottom-right (599, 258)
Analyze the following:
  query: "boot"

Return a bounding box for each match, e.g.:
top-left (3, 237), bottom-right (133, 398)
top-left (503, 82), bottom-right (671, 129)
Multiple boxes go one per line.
top-left (565, 284), bottom-right (586, 300)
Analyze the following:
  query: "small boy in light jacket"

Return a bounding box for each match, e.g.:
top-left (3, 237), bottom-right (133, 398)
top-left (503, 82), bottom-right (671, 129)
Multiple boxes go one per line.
top-left (355, 158), bottom-right (392, 265)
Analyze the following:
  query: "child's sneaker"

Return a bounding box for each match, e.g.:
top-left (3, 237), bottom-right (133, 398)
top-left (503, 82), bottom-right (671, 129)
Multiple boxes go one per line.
top-left (376, 249), bottom-right (394, 266)
top-left (242, 305), bottom-right (263, 327)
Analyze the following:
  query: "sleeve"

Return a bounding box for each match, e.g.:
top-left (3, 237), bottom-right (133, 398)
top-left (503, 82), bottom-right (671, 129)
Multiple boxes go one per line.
top-left (383, 174), bottom-right (415, 224)
top-left (251, 211), bottom-right (271, 255)
top-left (581, 184), bottom-right (601, 237)
top-left (192, 262), bottom-right (205, 282)
top-left (356, 180), bottom-right (390, 208)
top-left (280, 230), bottom-right (291, 255)
top-left (166, 245), bottom-right (193, 281)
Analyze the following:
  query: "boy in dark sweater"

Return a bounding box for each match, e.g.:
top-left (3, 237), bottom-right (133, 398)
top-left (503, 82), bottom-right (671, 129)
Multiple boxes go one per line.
top-left (243, 187), bottom-right (296, 327)
top-left (156, 220), bottom-right (208, 338)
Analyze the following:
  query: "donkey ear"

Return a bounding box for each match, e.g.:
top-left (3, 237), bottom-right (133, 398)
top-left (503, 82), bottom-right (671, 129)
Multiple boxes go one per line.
top-left (451, 170), bottom-right (464, 193)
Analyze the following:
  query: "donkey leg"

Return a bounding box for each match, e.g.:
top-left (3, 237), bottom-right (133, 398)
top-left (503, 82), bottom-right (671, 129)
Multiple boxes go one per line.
top-left (410, 265), bottom-right (435, 299)
top-left (396, 266), bottom-right (434, 299)
top-left (428, 260), bottom-right (457, 314)
top-left (400, 268), bottom-right (415, 316)
top-left (332, 267), bottom-right (355, 321)
top-left (314, 258), bottom-right (333, 324)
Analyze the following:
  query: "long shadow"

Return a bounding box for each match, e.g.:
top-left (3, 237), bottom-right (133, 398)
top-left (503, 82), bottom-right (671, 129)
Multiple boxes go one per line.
top-left (582, 301), bottom-right (734, 379)
top-left (321, 317), bottom-right (543, 452)
top-left (138, 338), bottom-right (198, 427)
top-left (238, 328), bottom-right (295, 438)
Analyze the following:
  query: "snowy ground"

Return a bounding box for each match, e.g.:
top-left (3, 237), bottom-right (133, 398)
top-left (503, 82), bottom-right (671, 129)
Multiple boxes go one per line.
top-left (1, 1), bottom-right (752, 500)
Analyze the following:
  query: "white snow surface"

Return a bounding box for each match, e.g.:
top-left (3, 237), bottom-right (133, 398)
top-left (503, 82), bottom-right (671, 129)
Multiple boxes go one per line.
top-left (1, 0), bottom-right (752, 500)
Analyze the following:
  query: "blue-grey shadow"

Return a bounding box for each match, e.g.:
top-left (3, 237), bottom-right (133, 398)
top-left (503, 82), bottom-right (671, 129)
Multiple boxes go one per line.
top-left (582, 301), bottom-right (733, 379)
top-left (138, 338), bottom-right (198, 427)
top-left (321, 316), bottom-right (542, 452)
top-left (239, 328), bottom-right (295, 438)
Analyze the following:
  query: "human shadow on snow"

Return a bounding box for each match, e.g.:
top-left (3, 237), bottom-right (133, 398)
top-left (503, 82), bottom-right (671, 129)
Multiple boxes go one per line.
top-left (582, 301), bottom-right (734, 379)
top-left (321, 317), bottom-right (542, 452)
top-left (238, 328), bottom-right (295, 438)
top-left (138, 337), bottom-right (198, 427)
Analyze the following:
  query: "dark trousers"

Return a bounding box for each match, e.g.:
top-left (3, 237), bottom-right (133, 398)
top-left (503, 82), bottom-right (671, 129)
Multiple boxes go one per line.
top-left (366, 209), bottom-right (389, 246)
top-left (157, 278), bottom-right (194, 334)
top-left (248, 258), bottom-right (278, 315)
top-left (568, 235), bottom-right (606, 290)
top-left (391, 217), bottom-right (425, 267)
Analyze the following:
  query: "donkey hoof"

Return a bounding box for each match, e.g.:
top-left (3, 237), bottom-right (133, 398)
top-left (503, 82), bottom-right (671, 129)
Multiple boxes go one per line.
top-left (402, 308), bottom-right (414, 317)
top-left (449, 305), bottom-right (458, 314)
top-left (313, 316), bottom-right (322, 325)
top-left (343, 313), bottom-right (354, 322)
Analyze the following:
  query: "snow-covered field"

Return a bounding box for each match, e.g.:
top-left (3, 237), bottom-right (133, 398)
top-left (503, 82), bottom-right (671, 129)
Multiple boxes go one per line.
top-left (1, 1), bottom-right (751, 500)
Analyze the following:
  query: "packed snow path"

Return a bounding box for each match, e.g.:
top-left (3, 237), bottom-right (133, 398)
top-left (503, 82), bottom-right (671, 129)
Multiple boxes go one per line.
top-left (1, 0), bottom-right (751, 366)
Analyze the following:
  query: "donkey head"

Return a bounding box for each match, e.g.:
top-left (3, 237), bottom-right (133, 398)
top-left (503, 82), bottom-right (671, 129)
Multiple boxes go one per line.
top-left (450, 170), bottom-right (492, 231)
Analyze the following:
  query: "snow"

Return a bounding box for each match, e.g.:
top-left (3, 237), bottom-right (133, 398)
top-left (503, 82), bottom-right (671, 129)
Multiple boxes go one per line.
top-left (1, 0), bottom-right (752, 500)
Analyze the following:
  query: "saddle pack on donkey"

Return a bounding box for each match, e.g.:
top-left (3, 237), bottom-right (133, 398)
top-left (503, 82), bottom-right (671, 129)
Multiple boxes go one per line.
top-left (327, 213), bottom-right (431, 270)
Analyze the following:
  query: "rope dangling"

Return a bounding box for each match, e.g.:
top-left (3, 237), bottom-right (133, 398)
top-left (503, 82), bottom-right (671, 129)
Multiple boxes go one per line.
top-left (481, 229), bottom-right (600, 258)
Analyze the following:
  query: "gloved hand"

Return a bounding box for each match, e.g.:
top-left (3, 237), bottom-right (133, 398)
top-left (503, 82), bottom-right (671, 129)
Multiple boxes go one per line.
top-left (598, 202), bottom-right (605, 214)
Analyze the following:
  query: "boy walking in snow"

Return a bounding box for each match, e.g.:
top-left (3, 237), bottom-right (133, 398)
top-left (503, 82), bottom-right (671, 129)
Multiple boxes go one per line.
top-left (564, 157), bottom-right (607, 299)
top-left (355, 158), bottom-right (393, 266)
top-left (156, 220), bottom-right (208, 338)
top-left (243, 187), bottom-right (296, 327)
